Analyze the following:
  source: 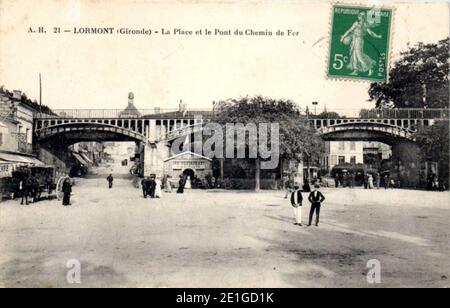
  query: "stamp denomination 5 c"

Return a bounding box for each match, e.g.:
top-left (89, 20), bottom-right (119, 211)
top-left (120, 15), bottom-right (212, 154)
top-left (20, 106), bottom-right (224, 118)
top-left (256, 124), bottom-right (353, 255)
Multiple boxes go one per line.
top-left (328, 4), bottom-right (393, 82)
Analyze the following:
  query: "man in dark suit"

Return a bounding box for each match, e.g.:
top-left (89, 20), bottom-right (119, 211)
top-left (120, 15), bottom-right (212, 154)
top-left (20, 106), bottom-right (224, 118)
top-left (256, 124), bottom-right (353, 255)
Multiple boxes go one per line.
top-left (291, 185), bottom-right (303, 226)
top-left (308, 184), bottom-right (325, 227)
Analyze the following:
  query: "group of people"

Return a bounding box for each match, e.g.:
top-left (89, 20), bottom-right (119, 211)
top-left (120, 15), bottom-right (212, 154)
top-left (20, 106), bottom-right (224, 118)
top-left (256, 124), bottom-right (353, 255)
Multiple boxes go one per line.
top-left (290, 184), bottom-right (326, 227)
top-left (17, 176), bottom-right (53, 205)
top-left (141, 176), bottom-right (162, 199)
top-left (427, 174), bottom-right (446, 192)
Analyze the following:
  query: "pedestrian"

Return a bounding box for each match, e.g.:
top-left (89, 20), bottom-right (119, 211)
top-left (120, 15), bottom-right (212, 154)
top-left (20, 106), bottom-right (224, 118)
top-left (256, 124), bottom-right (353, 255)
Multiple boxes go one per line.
top-left (375, 173), bottom-right (380, 189)
top-left (46, 176), bottom-right (53, 194)
top-left (308, 184), bottom-right (325, 227)
top-left (291, 185), bottom-right (303, 226)
top-left (62, 178), bottom-right (72, 206)
top-left (165, 177), bottom-right (173, 193)
top-left (107, 174), bottom-right (114, 189)
top-left (383, 175), bottom-right (388, 189)
top-left (149, 176), bottom-right (156, 198)
top-left (368, 174), bottom-right (374, 189)
top-left (155, 177), bottom-right (162, 198)
top-left (334, 174), bottom-right (339, 188)
top-left (19, 178), bottom-right (29, 205)
top-left (177, 175), bottom-right (186, 194)
top-left (141, 177), bottom-right (149, 198)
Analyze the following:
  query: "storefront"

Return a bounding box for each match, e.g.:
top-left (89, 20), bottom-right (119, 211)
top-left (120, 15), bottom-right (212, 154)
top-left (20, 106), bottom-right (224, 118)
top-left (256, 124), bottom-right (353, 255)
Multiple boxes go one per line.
top-left (0, 152), bottom-right (45, 200)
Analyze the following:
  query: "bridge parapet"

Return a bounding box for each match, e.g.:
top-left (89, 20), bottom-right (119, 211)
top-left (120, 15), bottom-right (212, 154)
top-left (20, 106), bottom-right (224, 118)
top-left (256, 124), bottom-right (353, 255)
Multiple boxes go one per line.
top-left (34, 108), bottom-right (214, 119)
top-left (309, 117), bottom-right (442, 131)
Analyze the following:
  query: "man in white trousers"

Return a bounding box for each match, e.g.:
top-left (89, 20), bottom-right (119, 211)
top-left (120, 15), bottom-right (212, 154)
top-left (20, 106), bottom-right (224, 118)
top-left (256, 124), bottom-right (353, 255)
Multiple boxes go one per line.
top-left (291, 185), bottom-right (304, 226)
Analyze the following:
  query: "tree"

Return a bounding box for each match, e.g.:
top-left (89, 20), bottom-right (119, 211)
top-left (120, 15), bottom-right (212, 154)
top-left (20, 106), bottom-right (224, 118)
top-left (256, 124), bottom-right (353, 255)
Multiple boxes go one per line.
top-left (369, 38), bottom-right (449, 108)
top-left (414, 121), bottom-right (449, 187)
top-left (215, 96), bottom-right (325, 191)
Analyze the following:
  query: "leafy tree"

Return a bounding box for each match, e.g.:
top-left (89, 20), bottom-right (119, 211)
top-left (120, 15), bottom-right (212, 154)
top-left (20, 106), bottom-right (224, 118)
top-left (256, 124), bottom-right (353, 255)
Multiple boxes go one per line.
top-left (312, 111), bottom-right (343, 119)
top-left (369, 38), bottom-right (449, 108)
top-left (214, 96), bottom-right (325, 191)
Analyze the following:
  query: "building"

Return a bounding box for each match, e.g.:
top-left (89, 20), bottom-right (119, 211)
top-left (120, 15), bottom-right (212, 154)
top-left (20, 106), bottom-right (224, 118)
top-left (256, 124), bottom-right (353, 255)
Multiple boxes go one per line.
top-left (322, 141), bottom-right (364, 171)
top-left (0, 88), bottom-right (46, 199)
top-left (0, 89), bottom-right (44, 164)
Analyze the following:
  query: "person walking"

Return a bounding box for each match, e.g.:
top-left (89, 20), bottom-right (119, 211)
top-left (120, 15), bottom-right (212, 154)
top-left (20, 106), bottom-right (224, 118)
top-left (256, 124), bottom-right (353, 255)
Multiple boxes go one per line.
top-left (334, 174), bottom-right (339, 188)
top-left (155, 177), bottom-right (162, 198)
top-left (291, 185), bottom-right (303, 226)
top-left (368, 174), bottom-right (374, 189)
top-left (62, 178), bottom-right (72, 206)
top-left (19, 178), bottom-right (29, 205)
top-left (107, 174), bottom-right (114, 189)
top-left (148, 177), bottom-right (156, 198)
top-left (177, 175), bottom-right (186, 194)
top-left (141, 177), bottom-right (149, 198)
top-left (308, 184), bottom-right (325, 227)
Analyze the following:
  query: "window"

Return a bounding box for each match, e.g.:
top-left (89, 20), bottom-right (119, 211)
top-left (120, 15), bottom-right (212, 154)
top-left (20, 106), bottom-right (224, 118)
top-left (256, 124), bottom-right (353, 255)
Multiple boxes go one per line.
top-left (338, 156), bottom-right (346, 164)
top-left (350, 142), bottom-right (356, 151)
top-left (338, 142), bottom-right (345, 151)
top-left (350, 156), bottom-right (357, 164)
top-left (0, 132), bottom-right (3, 146)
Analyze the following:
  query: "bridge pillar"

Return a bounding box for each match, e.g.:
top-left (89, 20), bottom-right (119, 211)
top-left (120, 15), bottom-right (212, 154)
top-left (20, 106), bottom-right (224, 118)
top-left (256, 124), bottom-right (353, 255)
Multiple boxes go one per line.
top-left (149, 120), bottom-right (157, 143)
top-left (143, 142), bottom-right (170, 177)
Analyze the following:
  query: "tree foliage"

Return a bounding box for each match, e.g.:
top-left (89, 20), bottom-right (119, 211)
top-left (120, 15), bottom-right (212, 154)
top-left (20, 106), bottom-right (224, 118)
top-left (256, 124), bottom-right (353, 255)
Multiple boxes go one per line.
top-left (369, 38), bottom-right (449, 108)
top-left (214, 96), bottom-right (325, 190)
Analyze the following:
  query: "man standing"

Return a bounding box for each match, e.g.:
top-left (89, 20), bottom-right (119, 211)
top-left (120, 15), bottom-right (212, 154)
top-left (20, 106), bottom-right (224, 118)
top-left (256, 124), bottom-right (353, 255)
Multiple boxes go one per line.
top-left (62, 178), bottom-right (72, 206)
top-left (19, 177), bottom-right (28, 205)
top-left (107, 174), bottom-right (114, 189)
top-left (308, 184), bottom-right (325, 227)
top-left (141, 177), bottom-right (149, 198)
top-left (149, 176), bottom-right (156, 198)
top-left (291, 185), bottom-right (303, 226)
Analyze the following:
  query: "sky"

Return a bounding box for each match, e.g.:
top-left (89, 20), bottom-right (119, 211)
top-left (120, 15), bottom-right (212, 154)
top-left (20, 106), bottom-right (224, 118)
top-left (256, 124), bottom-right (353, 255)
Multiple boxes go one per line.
top-left (0, 0), bottom-right (448, 116)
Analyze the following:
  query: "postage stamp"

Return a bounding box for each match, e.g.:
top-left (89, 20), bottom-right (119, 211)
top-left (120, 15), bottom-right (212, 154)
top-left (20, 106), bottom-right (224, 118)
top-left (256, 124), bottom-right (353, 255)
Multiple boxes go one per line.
top-left (328, 4), bottom-right (393, 82)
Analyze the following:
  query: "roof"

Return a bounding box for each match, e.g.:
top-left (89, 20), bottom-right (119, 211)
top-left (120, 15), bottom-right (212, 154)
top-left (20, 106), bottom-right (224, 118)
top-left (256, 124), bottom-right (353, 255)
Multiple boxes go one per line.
top-left (0, 152), bottom-right (45, 166)
top-left (164, 151), bottom-right (212, 162)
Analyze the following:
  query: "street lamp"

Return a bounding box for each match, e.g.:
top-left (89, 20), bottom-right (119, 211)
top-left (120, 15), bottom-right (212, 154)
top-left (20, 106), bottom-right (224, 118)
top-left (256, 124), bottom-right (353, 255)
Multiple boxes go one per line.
top-left (312, 101), bottom-right (318, 116)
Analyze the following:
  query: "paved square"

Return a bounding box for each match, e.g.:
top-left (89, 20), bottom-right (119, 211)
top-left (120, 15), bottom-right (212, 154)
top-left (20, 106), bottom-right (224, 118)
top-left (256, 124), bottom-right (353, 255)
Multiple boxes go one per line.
top-left (0, 178), bottom-right (449, 287)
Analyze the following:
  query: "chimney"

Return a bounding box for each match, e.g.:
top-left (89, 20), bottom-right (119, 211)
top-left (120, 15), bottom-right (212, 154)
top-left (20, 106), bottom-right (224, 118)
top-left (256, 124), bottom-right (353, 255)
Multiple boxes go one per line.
top-left (13, 90), bottom-right (22, 100)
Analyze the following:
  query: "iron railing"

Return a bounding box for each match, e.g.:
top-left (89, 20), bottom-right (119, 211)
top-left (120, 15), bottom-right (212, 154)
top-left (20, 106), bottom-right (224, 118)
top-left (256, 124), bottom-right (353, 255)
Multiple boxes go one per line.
top-left (34, 108), bottom-right (449, 120)
top-left (34, 108), bottom-right (215, 119)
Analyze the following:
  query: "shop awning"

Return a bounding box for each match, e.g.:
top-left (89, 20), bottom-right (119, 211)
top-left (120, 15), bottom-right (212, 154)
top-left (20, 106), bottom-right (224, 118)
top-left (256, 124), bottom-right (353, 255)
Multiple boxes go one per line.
top-left (0, 152), bottom-right (45, 166)
top-left (79, 152), bottom-right (93, 164)
top-left (72, 152), bottom-right (88, 165)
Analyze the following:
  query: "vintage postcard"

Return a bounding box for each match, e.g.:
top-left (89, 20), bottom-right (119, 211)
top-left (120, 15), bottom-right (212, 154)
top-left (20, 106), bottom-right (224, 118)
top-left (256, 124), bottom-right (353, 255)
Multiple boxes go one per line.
top-left (0, 0), bottom-right (449, 292)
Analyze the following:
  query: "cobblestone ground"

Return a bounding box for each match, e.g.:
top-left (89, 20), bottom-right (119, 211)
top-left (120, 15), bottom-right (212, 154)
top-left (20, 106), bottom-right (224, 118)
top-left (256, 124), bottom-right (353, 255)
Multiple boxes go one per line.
top-left (0, 176), bottom-right (449, 288)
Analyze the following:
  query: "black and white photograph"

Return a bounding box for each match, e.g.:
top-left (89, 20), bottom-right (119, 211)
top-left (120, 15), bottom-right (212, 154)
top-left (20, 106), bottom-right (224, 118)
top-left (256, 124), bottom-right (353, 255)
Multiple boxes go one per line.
top-left (0, 0), bottom-right (449, 292)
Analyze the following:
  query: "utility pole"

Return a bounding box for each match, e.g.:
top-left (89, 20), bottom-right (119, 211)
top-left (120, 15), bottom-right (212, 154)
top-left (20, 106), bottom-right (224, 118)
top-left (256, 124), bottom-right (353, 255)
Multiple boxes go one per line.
top-left (39, 73), bottom-right (42, 117)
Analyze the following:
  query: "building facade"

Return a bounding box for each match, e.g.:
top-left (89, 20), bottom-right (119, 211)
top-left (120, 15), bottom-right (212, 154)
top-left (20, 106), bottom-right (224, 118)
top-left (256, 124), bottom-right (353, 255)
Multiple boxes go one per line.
top-left (322, 141), bottom-right (364, 171)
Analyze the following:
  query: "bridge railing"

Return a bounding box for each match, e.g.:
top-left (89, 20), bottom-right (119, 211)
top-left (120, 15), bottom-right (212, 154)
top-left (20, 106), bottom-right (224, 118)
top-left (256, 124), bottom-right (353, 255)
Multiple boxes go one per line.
top-left (34, 108), bottom-right (449, 120)
top-left (357, 108), bottom-right (449, 119)
top-left (34, 108), bottom-right (215, 119)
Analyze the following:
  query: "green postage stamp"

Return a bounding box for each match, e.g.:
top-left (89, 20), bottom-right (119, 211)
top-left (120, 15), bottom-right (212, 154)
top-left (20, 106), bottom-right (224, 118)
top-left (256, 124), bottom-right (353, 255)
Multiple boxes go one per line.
top-left (328, 4), bottom-right (393, 82)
